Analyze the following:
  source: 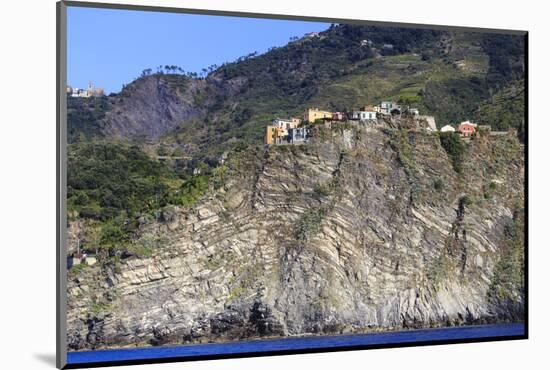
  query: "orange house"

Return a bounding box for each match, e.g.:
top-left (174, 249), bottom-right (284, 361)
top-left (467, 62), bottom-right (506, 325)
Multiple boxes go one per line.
top-left (265, 125), bottom-right (286, 145)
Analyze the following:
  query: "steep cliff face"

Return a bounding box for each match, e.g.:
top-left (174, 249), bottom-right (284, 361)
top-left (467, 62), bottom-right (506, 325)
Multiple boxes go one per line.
top-left (100, 74), bottom-right (246, 140)
top-left (67, 122), bottom-right (524, 350)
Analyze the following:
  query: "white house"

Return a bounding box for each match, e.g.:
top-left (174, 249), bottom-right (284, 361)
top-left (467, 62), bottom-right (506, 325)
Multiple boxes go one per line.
top-left (378, 101), bottom-right (400, 115)
top-left (351, 111), bottom-right (377, 121)
top-left (272, 118), bottom-right (300, 137)
top-left (440, 125), bottom-right (455, 132)
top-left (272, 118), bottom-right (300, 129)
top-left (304, 32), bottom-right (319, 38)
top-left (71, 88), bottom-right (87, 98)
top-left (288, 127), bottom-right (309, 144)
top-left (69, 82), bottom-right (104, 98)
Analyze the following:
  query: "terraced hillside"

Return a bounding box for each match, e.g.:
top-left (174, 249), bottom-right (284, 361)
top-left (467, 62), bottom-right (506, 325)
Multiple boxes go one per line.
top-left (68, 25), bottom-right (525, 151)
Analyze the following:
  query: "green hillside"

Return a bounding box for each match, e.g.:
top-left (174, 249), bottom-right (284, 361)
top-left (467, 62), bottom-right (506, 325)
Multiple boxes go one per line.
top-left (216, 27), bottom-right (523, 130)
top-left (474, 79), bottom-right (525, 133)
top-left (68, 24), bottom-right (525, 149)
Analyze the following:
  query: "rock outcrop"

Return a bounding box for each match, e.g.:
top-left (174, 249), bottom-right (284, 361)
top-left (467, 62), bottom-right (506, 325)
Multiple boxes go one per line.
top-left (101, 74), bottom-right (246, 140)
top-left (67, 123), bottom-right (524, 350)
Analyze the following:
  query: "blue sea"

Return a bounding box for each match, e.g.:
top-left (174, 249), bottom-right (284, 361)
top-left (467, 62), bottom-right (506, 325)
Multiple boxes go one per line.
top-left (67, 323), bottom-right (525, 365)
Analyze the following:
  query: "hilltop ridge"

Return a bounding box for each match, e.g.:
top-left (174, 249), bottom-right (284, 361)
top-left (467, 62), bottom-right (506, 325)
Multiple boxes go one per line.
top-left (68, 24), bottom-right (525, 152)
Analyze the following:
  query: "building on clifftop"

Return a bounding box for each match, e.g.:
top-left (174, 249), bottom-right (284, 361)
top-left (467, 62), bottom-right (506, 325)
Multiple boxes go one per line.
top-left (378, 101), bottom-right (400, 115)
top-left (351, 110), bottom-right (376, 121)
top-left (440, 124), bottom-right (456, 133)
top-left (332, 112), bottom-right (346, 121)
top-left (265, 125), bottom-right (286, 145)
top-left (303, 108), bottom-right (332, 123)
top-left (288, 127), bottom-right (309, 144)
top-left (69, 81), bottom-right (105, 98)
top-left (458, 120), bottom-right (478, 137)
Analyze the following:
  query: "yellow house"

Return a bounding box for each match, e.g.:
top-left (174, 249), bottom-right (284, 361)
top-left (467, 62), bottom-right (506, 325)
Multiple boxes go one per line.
top-left (265, 125), bottom-right (286, 145)
top-left (303, 108), bottom-right (332, 123)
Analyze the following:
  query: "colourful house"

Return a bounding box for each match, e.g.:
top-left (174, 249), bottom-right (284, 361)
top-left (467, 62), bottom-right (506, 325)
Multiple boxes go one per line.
top-left (265, 125), bottom-right (286, 145)
top-left (458, 121), bottom-right (477, 137)
top-left (332, 112), bottom-right (346, 121)
top-left (304, 108), bottom-right (332, 123)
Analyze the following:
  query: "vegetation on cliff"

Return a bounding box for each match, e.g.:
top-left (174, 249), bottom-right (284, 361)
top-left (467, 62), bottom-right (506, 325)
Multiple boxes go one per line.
top-left (67, 121), bottom-right (525, 350)
top-left (439, 132), bottom-right (466, 173)
top-left (67, 142), bottom-right (214, 252)
top-left (65, 23), bottom-right (526, 350)
top-left (489, 206), bottom-right (525, 302)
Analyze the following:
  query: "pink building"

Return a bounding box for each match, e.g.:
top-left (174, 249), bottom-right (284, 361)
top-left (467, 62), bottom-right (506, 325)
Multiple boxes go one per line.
top-left (332, 112), bottom-right (346, 121)
top-left (458, 121), bottom-right (477, 137)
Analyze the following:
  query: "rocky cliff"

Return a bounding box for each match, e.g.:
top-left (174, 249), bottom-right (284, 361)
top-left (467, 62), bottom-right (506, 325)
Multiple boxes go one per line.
top-left (66, 121), bottom-right (524, 350)
top-left (100, 73), bottom-right (246, 140)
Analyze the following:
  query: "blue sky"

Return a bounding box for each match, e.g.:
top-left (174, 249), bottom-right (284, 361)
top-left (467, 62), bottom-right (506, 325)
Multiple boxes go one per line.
top-left (67, 6), bottom-right (330, 94)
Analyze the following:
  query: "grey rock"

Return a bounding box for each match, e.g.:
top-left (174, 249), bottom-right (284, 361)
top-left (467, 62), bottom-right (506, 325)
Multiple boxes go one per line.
top-left (67, 126), bottom-right (524, 351)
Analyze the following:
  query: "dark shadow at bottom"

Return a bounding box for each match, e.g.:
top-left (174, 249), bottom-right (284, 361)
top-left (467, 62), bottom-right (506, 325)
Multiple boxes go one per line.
top-left (34, 353), bottom-right (57, 367)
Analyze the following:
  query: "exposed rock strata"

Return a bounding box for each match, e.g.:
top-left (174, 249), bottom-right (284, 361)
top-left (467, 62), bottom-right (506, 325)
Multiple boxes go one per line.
top-left (67, 124), bottom-right (524, 350)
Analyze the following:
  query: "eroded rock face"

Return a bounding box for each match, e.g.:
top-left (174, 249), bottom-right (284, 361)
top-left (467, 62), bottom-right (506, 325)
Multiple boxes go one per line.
top-left (101, 74), bottom-right (246, 140)
top-left (67, 125), bottom-right (524, 350)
